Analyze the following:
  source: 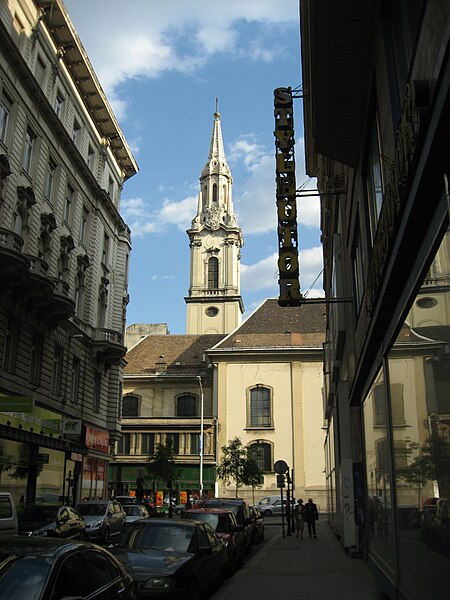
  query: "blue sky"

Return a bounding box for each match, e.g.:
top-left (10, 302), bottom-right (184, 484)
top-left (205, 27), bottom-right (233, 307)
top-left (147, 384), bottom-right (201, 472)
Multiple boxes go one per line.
top-left (64, 0), bottom-right (323, 334)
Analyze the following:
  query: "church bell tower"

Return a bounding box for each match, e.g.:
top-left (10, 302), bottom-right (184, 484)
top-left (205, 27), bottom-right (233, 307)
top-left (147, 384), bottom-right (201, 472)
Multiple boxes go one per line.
top-left (185, 104), bottom-right (244, 334)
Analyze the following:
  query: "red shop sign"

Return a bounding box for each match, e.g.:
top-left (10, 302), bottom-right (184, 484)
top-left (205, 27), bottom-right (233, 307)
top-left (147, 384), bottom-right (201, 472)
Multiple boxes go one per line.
top-left (85, 426), bottom-right (109, 453)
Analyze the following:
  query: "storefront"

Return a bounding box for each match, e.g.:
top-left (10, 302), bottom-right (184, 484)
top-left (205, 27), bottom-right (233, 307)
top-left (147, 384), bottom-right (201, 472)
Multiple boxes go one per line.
top-left (0, 400), bottom-right (86, 507)
top-left (82, 426), bottom-right (110, 500)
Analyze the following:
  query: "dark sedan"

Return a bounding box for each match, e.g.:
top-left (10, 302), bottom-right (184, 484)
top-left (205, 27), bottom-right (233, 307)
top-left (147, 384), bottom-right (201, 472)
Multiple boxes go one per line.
top-left (18, 504), bottom-right (85, 539)
top-left (182, 508), bottom-right (245, 575)
top-left (111, 518), bottom-right (228, 599)
top-left (0, 535), bottom-right (138, 600)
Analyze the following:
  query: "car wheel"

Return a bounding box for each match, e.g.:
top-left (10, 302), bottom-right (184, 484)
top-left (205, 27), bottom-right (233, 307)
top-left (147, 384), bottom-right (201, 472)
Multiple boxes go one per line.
top-left (260, 528), bottom-right (265, 542)
top-left (216, 567), bottom-right (226, 590)
top-left (226, 554), bottom-right (236, 576)
top-left (264, 509), bottom-right (272, 517)
top-left (175, 507), bottom-right (183, 515)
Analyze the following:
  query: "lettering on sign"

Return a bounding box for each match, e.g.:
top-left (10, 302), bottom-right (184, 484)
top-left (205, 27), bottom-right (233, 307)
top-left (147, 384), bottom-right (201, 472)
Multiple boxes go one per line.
top-left (274, 87), bottom-right (302, 306)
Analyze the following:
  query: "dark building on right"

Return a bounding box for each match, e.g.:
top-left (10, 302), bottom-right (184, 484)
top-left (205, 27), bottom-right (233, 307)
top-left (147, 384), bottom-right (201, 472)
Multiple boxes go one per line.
top-left (300, 2), bottom-right (450, 599)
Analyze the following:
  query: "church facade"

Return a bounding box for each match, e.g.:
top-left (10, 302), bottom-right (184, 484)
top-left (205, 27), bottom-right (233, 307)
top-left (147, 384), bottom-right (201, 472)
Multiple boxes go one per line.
top-left (114, 108), bottom-right (326, 507)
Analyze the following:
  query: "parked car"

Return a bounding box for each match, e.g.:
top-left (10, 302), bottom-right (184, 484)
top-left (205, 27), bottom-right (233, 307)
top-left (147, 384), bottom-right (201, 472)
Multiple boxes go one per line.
top-left (0, 535), bottom-right (138, 600)
top-left (116, 496), bottom-right (156, 516)
top-left (202, 497), bottom-right (253, 553)
top-left (257, 496), bottom-right (292, 517)
top-left (0, 493), bottom-right (18, 535)
top-left (123, 504), bottom-right (150, 523)
top-left (422, 497), bottom-right (450, 554)
top-left (17, 504), bottom-right (85, 539)
top-left (111, 518), bottom-right (228, 599)
top-left (250, 506), bottom-right (265, 543)
top-left (182, 507), bottom-right (245, 575)
top-left (76, 500), bottom-right (126, 542)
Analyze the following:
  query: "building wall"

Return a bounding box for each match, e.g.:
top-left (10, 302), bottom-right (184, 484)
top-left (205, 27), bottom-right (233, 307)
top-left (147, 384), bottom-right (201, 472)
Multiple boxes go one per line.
top-left (0, 0), bottom-right (136, 507)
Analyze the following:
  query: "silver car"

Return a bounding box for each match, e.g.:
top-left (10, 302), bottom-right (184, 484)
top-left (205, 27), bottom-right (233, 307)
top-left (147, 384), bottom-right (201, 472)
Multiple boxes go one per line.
top-left (257, 496), bottom-right (291, 517)
top-left (122, 504), bottom-right (150, 523)
top-left (76, 500), bottom-right (126, 542)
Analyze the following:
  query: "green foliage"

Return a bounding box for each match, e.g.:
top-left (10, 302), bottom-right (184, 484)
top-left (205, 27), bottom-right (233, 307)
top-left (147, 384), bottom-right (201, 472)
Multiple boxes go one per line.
top-left (146, 440), bottom-right (180, 499)
top-left (217, 437), bottom-right (264, 496)
top-left (397, 434), bottom-right (450, 492)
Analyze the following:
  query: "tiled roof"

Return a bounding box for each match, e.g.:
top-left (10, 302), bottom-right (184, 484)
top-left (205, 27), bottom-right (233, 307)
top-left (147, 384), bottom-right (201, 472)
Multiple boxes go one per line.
top-left (213, 299), bottom-right (326, 349)
top-left (124, 334), bottom-right (225, 375)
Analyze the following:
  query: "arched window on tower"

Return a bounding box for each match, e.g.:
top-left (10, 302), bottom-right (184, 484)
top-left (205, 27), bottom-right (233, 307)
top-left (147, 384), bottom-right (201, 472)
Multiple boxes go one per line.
top-left (212, 183), bottom-right (218, 203)
top-left (208, 257), bottom-right (219, 289)
top-left (223, 184), bottom-right (227, 204)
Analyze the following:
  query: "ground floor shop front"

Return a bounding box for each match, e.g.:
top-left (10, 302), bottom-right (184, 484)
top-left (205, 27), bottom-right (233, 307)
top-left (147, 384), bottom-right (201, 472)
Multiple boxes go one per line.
top-left (108, 462), bottom-right (217, 502)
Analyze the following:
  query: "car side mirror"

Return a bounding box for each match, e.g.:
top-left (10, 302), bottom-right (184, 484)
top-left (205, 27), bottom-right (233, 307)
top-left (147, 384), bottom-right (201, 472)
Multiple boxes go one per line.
top-left (107, 511), bottom-right (113, 517)
top-left (234, 524), bottom-right (244, 531)
top-left (198, 546), bottom-right (213, 556)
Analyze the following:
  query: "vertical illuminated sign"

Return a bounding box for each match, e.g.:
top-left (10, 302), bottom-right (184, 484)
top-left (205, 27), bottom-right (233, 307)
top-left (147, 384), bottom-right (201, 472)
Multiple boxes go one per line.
top-left (274, 87), bottom-right (301, 305)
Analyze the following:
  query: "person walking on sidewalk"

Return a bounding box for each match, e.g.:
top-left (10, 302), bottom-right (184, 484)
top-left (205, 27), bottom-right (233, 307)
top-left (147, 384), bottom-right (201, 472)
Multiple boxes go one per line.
top-left (294, 499), bottom-right (306, 538)
top-left (304, 498), bottom-right (319, 538)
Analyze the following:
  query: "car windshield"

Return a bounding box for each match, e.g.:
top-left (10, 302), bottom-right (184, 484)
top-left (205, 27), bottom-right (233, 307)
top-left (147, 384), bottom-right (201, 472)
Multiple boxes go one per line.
top-left (204, 501), bottom-right (239, 516)
top-left (185, 513), bottom-right (230, 533)
top-left (123, 506), bottom-right (141, 517)
top-left (0, 554), bottom-right (50, 600)
top-left (18, 507), bottom-right (58, 523)
top-left (122, 523), bottom-right (194, 552)
top-left (76, 503), bottom-right (107, 516)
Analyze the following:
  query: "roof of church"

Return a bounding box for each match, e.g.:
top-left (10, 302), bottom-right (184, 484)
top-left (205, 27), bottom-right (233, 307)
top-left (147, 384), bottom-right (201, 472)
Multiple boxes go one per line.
top-left (124, 334), bottom-right (225, 375)
top-left (212, 298), bottom-right (327, 349)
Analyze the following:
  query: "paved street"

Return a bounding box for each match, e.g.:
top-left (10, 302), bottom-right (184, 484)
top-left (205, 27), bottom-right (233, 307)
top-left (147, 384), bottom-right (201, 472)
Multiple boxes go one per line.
top-left (211, 518), bottom-right (388, 600)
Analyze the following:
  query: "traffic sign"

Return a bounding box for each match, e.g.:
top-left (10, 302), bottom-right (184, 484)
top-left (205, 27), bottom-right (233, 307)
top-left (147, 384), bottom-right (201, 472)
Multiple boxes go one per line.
top-left (274, 459), bottom-right (288, 474)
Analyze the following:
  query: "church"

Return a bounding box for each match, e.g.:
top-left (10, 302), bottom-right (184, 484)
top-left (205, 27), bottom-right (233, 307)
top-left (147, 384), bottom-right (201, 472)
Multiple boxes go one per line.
top-left (110, 108), bottom-right (327, 508)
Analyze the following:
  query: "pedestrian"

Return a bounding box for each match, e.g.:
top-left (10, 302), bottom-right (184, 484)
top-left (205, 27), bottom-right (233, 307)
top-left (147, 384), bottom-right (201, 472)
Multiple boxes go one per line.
top-left (304, 497), bottom-right (319, 538)
top-left (293, 499), bottom-right (305, 538)
top-left (185, 489), bottom-right (192, 511)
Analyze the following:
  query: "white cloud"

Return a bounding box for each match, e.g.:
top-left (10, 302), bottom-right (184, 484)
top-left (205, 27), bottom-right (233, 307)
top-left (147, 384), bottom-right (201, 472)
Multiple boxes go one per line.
top-left (158, 196), bottom-right (198, 229)
top-left (65, 0), bottom-right (299, 100)
top-left (241, 246), bottom-right (324, 296)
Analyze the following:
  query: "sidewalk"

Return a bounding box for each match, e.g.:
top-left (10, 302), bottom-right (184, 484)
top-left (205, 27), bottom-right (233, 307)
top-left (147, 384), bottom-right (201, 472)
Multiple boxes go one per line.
top-left (212, 520), bottom-right (389, 600)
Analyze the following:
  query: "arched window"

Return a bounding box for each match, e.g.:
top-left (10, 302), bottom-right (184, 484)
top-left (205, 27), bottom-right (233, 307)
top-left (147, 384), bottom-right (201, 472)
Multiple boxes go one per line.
top-left (208, 257), bottom-right (219, 289)
top-left (212, 183), bottom-right (218, 203)
top-left (176, 394), bottom-right (198, 417)
top-left (248, 386), bottom-right (272, 427)
top-left (248, 442), bottom-right (272, 472)
top-left (122, 394), bottom-right (140, 417)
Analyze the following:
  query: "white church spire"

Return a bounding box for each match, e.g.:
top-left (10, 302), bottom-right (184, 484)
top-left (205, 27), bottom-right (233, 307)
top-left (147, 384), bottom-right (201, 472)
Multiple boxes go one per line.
top-left (185, 104), bottom-right (244, 335)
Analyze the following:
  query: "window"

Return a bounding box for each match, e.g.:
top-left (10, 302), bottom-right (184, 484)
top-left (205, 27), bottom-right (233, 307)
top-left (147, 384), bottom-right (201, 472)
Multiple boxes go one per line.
top-left (52, 344), bottom-right (63, 395)
top-left (0, 92), bottom-right (12, 143)
top-left (3, 317), bottom-right (18, 373)
top-left (44, 159), bottom-right (56, 200)
top-left (93, 372), bottom-right (101, 412)
top-left (107, 175), bottom-right (114, 198)
top-left (71, 357), bottom-right (80, 404)
top-left (122, 395), bottom-right (139, 417)
top-left (352, 223), bottom-right (364, 312)
top-left (72, 119), bottom-right (81, 146)
top-left (374, 382), bottom-right (405, 426)
top-left (366, 115), bottom-right (384, 242)
top-left (190, 433), bottom-right (200, 455)
top-left (165, 433), bottom-right (179, 454)
top-left (212, 183), bottom-right (218, 203)
top-left (64, 184), bottom-right (74, 224)
top-left (249, 442), bottom-right (272, 472)
top-left (29, 333), bottom-right (43, 386)
top-left (34, 55), bottom-right (46, 87)
top-left (207, 257), bottom-right (219, 289)
top-left (52, 554), bottom-right (85, 597)
top-left (22, 128), bottom-right (35, 174)
top-left (117, 433), bottom-right (131, 454)
top-left (87, 144), bottom-right (95, 170)
top-left (141, 433), bottom-right (155, 455)
top-left (102, 233), bottom-right (109, 265)
top-left (176, 394), bottom-right (198, 417)
top-left (248, 386), bottom-right (272, 427)
top-left (54, 91), bottom-right (64, 118)
top-left (80, 207), bottom-right (88, 244)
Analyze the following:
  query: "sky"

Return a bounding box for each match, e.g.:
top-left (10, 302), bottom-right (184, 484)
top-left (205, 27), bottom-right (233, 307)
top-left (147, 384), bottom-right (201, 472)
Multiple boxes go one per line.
top-left (64, 0), bottom-right (323, 334)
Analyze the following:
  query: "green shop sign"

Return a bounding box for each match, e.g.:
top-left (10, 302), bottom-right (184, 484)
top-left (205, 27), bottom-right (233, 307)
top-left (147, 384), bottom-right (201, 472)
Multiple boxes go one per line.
top-left (0, 402), bottom-right (61, 436)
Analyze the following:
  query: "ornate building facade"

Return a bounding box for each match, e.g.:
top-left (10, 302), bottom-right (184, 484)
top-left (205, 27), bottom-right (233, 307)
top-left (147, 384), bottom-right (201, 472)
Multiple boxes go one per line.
top-left (0, 0), bottom-right (137, 506)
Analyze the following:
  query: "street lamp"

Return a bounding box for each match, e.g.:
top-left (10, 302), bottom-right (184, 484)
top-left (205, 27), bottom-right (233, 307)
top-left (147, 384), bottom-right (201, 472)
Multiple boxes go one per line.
top-left (197, 376), bottom-right (204, 498)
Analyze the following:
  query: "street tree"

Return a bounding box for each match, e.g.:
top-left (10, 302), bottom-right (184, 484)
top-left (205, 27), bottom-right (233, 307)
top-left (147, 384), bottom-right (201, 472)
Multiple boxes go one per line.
top-left (146, 440), bottom-right (180, 514)
top-left (217, 437), bottom-right (264, 498)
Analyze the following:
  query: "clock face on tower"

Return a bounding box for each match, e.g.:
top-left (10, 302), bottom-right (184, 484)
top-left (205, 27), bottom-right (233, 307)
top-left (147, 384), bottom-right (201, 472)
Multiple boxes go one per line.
top-left (205, 306), bottom-right (219, 317)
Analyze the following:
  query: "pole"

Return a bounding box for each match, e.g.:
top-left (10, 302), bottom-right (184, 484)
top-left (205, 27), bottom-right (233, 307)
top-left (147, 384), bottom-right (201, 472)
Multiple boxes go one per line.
top-left (197, 376), bottom-right (204, 499)
top-left (286, 471), bottom-right (292, 536)
top-left (280, 481), bottom-right (285, 538)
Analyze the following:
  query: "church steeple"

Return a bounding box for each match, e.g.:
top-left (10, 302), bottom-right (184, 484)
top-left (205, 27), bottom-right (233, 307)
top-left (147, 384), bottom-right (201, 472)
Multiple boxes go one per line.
top-left (185, 105), bottom-right (244, 335)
